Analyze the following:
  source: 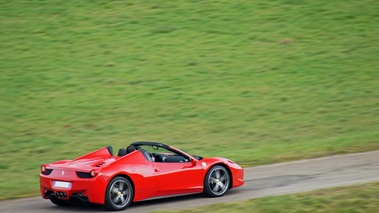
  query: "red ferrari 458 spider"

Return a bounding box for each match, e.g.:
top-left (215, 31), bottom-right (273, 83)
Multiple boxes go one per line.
top-left (40, 141), bottom-right (244, 211)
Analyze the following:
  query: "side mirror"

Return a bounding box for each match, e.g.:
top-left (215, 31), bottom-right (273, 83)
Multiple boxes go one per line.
top-left (191, 159), bottom-right (197, 166)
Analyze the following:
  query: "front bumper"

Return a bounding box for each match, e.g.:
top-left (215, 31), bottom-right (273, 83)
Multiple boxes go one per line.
top-left (232, 168), bottom-right (244, 188)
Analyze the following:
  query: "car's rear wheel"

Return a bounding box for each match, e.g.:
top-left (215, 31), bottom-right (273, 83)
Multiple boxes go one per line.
top-left (104, 176), bottom-right (134, 211)
top-left (203, 165), bottom-right (230, 197)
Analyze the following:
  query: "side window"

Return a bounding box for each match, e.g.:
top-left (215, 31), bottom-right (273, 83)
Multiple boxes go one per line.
top-left (142, 145), bottom-right (190, 163)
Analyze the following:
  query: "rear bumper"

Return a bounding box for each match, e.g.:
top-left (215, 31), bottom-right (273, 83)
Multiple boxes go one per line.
top-left (40, 172), bottom-right (108, 204)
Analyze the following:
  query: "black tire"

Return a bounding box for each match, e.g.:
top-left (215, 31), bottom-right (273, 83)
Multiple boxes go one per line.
top-left (203, 165), bottom-right (230, 197)
top-left (104, 176), bottom-right (134, 211)
top-left (49, 196), bottom-right (69, 206)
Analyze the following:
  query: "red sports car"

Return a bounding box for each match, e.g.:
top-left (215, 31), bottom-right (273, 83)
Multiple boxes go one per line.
top-left (40, 141), bottom-right (244, 211)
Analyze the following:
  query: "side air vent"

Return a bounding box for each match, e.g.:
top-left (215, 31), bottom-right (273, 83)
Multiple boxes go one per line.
top-left (95, 162), bottom-right (106, 167)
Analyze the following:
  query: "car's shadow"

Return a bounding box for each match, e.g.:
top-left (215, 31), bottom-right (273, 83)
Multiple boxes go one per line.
top-left (45, 190), bottom-right (242, 212)
top-left (130, 194), bottom-right (203, 209)
top-left (46, 193), bottom-right (205, 212)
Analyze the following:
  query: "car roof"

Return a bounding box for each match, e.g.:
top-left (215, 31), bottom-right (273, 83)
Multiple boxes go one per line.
top-left (131, 141), bottom-right (170, 149)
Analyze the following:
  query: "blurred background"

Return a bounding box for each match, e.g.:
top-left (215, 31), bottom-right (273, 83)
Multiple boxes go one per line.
top-left (0, 0), bottom-right (378, 207)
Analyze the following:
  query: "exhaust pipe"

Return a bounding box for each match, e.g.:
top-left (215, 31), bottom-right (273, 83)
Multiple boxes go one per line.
top-left (56, 192), bottom-right (67, 198)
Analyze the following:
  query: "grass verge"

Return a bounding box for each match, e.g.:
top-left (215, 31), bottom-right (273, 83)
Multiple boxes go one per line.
top-left (153, 182), bottom-right (379, 213)
top-left (0, 0), bottom-right (378, 199)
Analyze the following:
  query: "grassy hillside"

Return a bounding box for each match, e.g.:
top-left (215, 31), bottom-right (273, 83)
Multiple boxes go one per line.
top-left (1, 0), bottom-right (378, 198)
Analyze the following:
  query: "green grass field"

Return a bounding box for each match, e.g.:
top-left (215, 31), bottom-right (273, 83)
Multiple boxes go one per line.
top-left (153, 182), bottom-right (379, 213)
top-left (1, 0), bottom-right (378, 199)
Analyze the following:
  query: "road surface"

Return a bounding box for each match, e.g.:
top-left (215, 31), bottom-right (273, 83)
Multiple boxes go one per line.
top-left (1, 150), bottom-right (378, 213)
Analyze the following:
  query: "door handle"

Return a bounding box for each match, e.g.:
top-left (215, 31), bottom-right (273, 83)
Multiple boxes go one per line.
top-left (155, 168), bottom-right (160, 172)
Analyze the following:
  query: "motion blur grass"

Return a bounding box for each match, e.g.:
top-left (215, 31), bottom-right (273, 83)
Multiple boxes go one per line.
top-left (1, 0), bottom-right (378, 198)
top-left (153, 182), bottom-right (379, 213)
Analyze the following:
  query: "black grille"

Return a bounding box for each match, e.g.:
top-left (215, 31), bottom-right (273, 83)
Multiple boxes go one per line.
top-left (76, 172), bottom-right (93, 178)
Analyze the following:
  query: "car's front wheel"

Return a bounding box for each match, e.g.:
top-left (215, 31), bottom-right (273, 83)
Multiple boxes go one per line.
top-left (203, 165), bottom-right (230, 197)
top-left (104, 176), bottom-right (134, 211)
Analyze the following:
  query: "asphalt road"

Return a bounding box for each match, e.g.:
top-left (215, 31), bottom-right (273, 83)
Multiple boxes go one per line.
top-left (1, 150), bottom-right (378, 213)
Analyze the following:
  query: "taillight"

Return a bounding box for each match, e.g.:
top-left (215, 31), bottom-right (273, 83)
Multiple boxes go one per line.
top-left (41, 165), bottom-right (53, 175)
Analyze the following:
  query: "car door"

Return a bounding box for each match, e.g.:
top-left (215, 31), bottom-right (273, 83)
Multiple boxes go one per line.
top-left (153, 160), bottom-right (204, 196)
